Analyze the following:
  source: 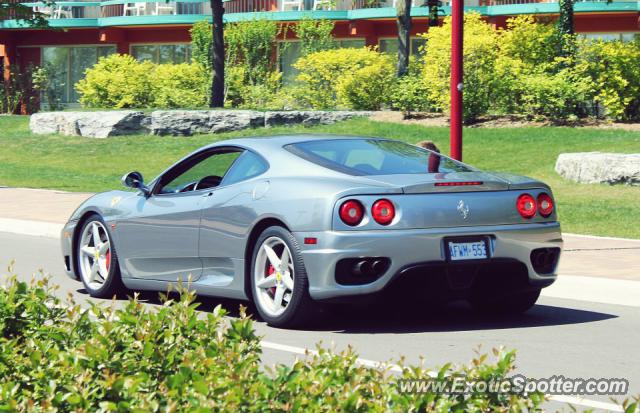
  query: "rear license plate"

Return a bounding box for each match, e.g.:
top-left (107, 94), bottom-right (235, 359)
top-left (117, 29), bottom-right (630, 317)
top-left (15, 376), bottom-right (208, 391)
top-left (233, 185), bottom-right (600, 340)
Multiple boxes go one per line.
top-left (447, 239), bottom-right (488, 261)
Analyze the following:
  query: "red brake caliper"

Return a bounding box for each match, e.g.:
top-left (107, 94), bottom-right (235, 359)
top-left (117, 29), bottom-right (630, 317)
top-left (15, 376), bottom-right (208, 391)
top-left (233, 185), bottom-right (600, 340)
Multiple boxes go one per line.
top-left (105, 250), bottom-right (111, 272)
top-left (267, 265), bottom-right (276, 296)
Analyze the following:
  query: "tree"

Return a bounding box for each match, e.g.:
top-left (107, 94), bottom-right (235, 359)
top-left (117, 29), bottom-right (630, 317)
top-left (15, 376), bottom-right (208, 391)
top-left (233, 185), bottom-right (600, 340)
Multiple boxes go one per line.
top-left (293, 17), bottom-right (335, 57)
top-left (0, 0), bottom-right (54, 28)
top-left (209, 0), bottom-right (224, 107)
top-left (395, 0), bottom-right (412, 77)
top-left (557, 0), bottom-right (575, 57)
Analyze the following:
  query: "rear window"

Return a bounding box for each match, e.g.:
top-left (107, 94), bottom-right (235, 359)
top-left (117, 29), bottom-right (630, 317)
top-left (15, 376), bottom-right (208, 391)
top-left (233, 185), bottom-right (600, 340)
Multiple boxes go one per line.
top-left (285, 139), bottom-right (473, 176)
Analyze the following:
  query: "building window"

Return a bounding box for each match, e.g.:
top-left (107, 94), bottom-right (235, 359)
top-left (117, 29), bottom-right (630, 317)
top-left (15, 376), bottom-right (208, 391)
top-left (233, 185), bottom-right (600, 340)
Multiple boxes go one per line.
top-left (278, 41), bottom-right (302, 84)
top-left (131, 44), bottom-right (192, 64)
top-left (335, 39), bottom-right (366, 48)
top-left (278, 39), bottom-right (366, 85)
top-left (581, 33), bottom-right (638, 42)
top-left (41, 45), bottom-right (116, 105)
top-left (379, 38), bottom-right (398, 55)
top-left (379, 37), bottom-right (427, 57)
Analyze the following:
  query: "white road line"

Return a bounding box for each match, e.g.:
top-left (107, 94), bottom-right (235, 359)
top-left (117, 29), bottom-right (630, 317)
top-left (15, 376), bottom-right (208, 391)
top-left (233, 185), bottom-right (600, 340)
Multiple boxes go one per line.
top-left (564, 233), bottom-right (640, 243)
top-left (543, 275), bottom-right (640, 308)
top-left (261, 341), bottom-right (628, 412)
top-left (0, 218), bottom-right (62, 239)
top-left (261, 340), bottom-right (406, 374)
top-left (548, 395), bottom-right (624, 412)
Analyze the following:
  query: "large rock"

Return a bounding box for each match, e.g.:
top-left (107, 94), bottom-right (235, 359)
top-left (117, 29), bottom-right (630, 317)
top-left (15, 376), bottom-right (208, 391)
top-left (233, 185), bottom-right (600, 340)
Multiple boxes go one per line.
top-left (264, 110), bottom-right (372, 127)
top-left (555, 152), bottom-right (640, 185)
top-left (29, 109), bottom-right (373, 138)
top-left (30, 111), bottom-right (146, 138)
top-left (149, 110), bottom-right (265, 136)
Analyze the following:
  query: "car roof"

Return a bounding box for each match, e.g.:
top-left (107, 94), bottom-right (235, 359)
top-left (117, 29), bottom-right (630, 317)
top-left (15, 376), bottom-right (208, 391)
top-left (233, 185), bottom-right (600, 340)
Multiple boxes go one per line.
top-left (206, 134), bottom-right (387, 151)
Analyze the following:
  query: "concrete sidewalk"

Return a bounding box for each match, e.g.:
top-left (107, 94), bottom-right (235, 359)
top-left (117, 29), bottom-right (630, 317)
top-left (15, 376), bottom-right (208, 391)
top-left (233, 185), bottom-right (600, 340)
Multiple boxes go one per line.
top-left (1, 187), bottom-right (638, 281)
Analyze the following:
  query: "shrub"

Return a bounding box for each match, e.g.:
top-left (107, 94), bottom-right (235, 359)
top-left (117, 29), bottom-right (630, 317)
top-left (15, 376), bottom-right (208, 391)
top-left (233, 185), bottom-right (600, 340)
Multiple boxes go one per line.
top-left (421, 13), bottom-right (499, 123)
top-left (294, 47), bottom-right (394, 110)
top-left (511, 69), bottom-right (592, 120)
top-left (389, 59), bottom-right (432, 117)
top-left (32, 63), bottom-right (65, 111)
top-left (151, 63), bottom-right (208, 109)
top-left (76, 54), bottom-right (155, 109)
top-left (225, 19), bottom-right (282, 86)
top-left (0, 274), bottom-right (561, 412)
top-left (573, 38), bottom-right (640, 120)
top-left (190, 20), bottom-right (213, 73)
top-left (1, 64), bottom-right (38, 114)
top-left (499, 15), bottom-right (562, 70)
top-left (292, 17), bottom-right (336, 56)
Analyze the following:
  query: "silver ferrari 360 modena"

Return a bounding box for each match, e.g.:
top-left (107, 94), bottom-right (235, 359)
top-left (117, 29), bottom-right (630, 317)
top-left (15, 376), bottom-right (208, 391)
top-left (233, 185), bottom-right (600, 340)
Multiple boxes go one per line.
top-left (61, 135), bottom-right (562, 327)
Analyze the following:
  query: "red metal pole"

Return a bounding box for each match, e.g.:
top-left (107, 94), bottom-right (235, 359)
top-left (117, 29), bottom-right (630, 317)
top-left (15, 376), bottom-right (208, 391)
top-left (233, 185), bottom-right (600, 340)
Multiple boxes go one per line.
top-left (450, 0), bottom-right (463, 161)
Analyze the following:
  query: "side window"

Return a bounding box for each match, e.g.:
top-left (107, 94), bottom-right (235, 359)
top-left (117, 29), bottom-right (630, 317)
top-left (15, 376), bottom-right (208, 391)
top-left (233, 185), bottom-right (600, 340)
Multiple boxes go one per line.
top-left (221, 151), bottom-right (269, 186)
top-left (159, 150), bottom-right (242, 194)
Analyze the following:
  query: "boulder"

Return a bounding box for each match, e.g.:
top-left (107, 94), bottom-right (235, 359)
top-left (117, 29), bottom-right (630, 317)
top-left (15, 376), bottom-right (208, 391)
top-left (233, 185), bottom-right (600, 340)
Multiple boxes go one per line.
top-left (29, 109), bottom-right (373, 138)
top-left (555, 152), bottom-right (640, 185)
top-left (149, 110), bottom-right (265, 136)
top-left (30, 111), bottom-right (146, 138)
top-left (264, 110), bottom-right (372, 127)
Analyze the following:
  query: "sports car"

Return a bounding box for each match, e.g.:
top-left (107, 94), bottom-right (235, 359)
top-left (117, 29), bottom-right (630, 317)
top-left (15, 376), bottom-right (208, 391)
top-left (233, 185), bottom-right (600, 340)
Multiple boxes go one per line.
top-left (61, 134), bottom-right (563, 327)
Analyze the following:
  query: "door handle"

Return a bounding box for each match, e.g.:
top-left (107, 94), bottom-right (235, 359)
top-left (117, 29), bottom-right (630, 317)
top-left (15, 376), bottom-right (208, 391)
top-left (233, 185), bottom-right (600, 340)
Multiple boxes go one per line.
top-left (203, 192), bottom-right (213, 197)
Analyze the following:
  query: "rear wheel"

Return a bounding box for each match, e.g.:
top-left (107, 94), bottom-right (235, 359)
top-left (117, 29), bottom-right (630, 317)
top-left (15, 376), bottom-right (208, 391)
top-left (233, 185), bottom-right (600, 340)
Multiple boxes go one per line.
top-left (251, 226), bottom-right (315, 328)
top-left (76, 214), bottom-right (124, 298)
top-left (470, 288), bottom-right (541, 314)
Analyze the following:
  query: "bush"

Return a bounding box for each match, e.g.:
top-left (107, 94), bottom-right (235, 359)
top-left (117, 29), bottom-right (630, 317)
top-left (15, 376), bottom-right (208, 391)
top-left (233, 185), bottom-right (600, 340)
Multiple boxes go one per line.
top-left (0, 274), bottom-right (561, 412)
top-left (76, 55), bottom-right (209, 109)
top-left (190, 20), bottom-right (213, 73)
top-left (511, 69), bottom-right (592, 120)
top-left (294, 47), bottom-right (394, 110)
top-left (225, 19), bottom-right (282, 86)
top-left (499, 15), bottom-right (562, 69)
top-left (389, 59), bottom-right (432, 117)
top-left (1, 64), bottom-right (38, 114)
top-left (151, 63), bottom-right (208, 109)
top-left (421, 13), bottom-right (499, 123)
top-left (292, 17), bottom-right (336, 56)
top-left (76, 54), bottom-right (155, 109)
top-left (573, 38), bottom-right (640, 120)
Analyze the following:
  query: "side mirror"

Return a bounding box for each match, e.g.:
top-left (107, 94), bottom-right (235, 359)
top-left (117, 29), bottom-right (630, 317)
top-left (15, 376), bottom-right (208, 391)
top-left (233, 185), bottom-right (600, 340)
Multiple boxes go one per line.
top-left (122, 171), bottom-right (150, 197)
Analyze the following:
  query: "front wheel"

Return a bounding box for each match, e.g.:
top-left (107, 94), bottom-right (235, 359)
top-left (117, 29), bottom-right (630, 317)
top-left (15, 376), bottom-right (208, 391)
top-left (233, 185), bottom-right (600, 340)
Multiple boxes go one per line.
top-left (76, 214), bottom-right (124, 298)
top-left (470, 288), bottom-right (541, 315)
top-left (250, 226), bottom-right (315, 328)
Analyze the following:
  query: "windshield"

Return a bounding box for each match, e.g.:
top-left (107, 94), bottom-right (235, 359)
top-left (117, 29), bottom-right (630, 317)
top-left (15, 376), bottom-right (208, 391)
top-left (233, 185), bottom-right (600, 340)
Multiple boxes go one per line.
top-left (285, 139), bottom-right (473, 176)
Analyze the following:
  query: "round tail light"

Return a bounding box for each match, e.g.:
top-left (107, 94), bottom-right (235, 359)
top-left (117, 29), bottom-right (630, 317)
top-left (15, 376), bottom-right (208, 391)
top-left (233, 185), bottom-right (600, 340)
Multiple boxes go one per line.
top-left (339, 200), bottom-right (364, 226)
top-left (537, 193), bottom-right (554, 217)
top-left (371, 199), bottom-right (395, 225)
top-left (516, 194), bottom-right (537, 219)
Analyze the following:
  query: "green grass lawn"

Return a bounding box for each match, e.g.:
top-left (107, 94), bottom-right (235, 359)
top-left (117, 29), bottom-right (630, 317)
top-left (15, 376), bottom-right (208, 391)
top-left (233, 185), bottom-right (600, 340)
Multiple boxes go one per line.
top-left (1, 115), bottom-right (639, 238)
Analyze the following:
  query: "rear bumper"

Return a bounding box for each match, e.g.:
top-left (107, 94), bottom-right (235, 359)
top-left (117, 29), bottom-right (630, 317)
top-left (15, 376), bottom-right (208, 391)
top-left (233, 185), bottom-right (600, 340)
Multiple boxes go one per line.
top-left (294, 222), bottom-right (562, 300)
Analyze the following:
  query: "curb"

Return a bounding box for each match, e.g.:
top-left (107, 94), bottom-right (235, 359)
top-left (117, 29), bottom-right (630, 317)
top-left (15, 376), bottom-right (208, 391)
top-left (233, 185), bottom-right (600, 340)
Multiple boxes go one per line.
top-left (0, 218), bottom-right (63, 239)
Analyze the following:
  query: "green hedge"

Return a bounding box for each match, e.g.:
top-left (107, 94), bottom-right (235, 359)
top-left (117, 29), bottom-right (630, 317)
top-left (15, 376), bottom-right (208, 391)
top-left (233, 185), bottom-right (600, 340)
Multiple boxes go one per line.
top-left (0, 274), bottom-right (559, 412)
top-left (420, 14), bottom-right (640, 123)
top-left (76, 55), bottom-right (208, 109)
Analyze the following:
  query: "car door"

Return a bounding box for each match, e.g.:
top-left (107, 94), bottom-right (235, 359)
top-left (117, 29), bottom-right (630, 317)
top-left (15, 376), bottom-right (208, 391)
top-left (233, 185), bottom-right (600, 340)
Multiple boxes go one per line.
top-left (199, 150), bottom-right (270, 287)
top-left (116, 148), bottom-right (243, 282)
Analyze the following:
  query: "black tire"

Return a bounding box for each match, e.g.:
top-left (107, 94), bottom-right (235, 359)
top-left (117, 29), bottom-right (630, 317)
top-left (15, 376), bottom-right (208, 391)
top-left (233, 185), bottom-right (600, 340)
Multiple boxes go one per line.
top-left (76, 214), bottom-right (125, 299)
top-left (250, 226), bottom-right (316, 328)
top-left (470, 288), bottom-right (541, 315)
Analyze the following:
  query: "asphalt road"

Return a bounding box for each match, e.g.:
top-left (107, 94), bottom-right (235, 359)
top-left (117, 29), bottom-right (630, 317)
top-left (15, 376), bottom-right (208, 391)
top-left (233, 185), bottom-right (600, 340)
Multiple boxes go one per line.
top-left (2, 231), bottom-right (639, 412)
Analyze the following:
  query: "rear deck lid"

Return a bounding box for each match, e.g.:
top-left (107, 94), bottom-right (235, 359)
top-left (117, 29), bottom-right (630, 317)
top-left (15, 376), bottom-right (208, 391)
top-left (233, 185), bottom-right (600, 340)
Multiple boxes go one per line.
top-left (361, 172), bottom-right (511, 193)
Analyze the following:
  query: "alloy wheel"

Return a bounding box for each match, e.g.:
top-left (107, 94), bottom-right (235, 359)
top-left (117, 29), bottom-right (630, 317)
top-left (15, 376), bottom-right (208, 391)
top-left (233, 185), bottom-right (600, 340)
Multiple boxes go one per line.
top-left (78, 221), bottom-right (112, 290)
top-left (253, 236), bottom-right (295, 317)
